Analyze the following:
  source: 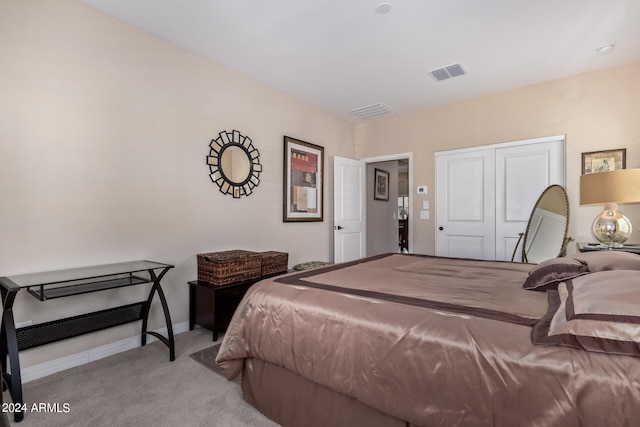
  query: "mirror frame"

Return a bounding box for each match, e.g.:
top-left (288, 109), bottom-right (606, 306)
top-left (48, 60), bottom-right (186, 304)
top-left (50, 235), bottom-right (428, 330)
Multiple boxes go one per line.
top-left (514, 184), bottom-right (572, 263)
top-left (207, 130), bottom-right (261, 198)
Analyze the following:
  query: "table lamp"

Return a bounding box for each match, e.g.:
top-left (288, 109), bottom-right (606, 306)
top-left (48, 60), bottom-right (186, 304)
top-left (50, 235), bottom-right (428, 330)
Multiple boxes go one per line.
top-left (580, 169), bottom-right (640, 247)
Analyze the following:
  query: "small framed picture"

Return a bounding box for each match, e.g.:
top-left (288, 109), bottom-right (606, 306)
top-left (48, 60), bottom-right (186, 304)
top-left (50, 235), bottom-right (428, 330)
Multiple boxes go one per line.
top-left (582, 148), bottom-right (626, 174)
top-left (374, 168), bottom-right (390, 201)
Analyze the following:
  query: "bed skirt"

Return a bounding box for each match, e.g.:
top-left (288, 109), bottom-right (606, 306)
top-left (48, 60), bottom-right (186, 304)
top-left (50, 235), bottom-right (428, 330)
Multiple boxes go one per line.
top-left (241, 358), bottom-right (411, 427)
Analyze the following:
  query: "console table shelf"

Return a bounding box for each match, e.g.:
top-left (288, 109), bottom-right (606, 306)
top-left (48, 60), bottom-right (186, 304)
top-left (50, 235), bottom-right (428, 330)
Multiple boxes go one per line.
top-left (0, 260), bottom-right (175, 422)
top-left (16, 302), bottom-right (144, 351)
top-left (25, 275), bottom-right (150, 300)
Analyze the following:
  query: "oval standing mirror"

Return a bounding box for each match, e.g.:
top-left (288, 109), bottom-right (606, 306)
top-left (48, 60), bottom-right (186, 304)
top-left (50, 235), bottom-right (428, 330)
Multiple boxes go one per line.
top-left (513, 185), bottom-right (572, 263)
top-left (207, 130), bottom-right (262, 198)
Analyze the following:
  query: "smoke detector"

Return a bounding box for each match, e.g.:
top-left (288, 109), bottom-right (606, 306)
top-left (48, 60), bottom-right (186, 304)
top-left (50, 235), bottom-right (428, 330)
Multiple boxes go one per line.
top-left (375, 3), bottom-right (391, 14)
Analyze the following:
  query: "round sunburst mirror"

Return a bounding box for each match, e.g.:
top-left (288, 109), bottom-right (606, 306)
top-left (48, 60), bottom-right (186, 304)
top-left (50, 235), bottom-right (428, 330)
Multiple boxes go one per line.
top-left (207, 130), bottom-right (262, 198)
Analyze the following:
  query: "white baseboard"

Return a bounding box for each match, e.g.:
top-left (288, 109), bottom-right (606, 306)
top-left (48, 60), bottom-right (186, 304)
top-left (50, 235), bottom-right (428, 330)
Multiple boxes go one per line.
top-left (21, 321), bottom-right (190, 383)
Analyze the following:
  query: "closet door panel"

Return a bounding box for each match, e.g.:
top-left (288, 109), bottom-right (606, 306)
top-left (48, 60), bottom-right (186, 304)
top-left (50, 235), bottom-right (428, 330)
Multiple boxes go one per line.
top-left (436, 149), bottom-right (496, 260)
top-left (495, 140), bottom-right (564, 261)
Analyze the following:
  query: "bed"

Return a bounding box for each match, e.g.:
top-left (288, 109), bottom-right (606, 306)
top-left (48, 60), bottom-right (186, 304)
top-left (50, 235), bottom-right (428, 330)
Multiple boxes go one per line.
top-left (215, 252), bottom-right (640, 427)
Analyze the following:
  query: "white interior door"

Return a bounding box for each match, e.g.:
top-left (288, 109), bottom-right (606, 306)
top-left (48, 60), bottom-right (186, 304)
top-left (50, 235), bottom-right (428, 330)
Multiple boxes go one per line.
top-left (495, 140), bottom-right (564, 260)
top-left (334, 156), bottom-right (366, 263)
top-left (435, 149), bottom-right (496, 259)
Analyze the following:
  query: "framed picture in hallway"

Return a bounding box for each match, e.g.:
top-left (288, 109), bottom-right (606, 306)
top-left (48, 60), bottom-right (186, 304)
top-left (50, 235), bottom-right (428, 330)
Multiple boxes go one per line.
top-left (374, 168), bottom-right (390, 201)
top-left (283, 136), bottom-right (324, 222)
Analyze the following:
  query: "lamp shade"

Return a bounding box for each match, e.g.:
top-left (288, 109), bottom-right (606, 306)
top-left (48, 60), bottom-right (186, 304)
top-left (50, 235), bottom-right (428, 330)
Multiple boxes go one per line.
top-left (580, 169), bottom-right (640, 206)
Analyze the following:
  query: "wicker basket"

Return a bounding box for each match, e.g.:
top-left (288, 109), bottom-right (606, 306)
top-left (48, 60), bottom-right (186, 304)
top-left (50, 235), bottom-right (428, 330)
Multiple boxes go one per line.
top-left (197, 250), bottom-right (262, 285)
top-left (260, 251), bottom-right (289, 276)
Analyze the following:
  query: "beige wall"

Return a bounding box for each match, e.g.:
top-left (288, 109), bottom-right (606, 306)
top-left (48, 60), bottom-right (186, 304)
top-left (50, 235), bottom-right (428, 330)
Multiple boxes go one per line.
top-left (356, 61), bottom-right (640, 255)
top-left (0, 0), bottom-right (355, 367)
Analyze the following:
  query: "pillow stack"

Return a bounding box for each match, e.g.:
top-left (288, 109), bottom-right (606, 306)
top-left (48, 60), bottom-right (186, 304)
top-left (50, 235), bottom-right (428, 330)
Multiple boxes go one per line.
top-left (525, 251), bottom-right (640, 358)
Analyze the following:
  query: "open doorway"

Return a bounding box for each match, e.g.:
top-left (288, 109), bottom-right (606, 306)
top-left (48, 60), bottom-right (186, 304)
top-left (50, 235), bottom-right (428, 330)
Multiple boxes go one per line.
top-left (364, 155), bottom-right (412, 256)
top-left (397, 159), bottom-right (409, 253)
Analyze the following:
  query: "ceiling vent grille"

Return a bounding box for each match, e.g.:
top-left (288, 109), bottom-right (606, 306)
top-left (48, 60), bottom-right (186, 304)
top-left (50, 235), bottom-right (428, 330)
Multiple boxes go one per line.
top-left (429, 63), bottom-right (467, 82)
top-left (349, 103), bottom-right (395, 120)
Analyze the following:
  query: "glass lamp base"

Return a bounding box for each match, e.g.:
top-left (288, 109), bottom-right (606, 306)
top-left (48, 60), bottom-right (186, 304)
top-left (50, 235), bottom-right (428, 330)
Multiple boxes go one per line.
top-left (591, 203), bottom-right (632, 247)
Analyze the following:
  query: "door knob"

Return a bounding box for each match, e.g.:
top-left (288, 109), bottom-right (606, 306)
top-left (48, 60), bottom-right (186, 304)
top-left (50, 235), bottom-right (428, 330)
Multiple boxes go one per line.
top-left (335, 225), bottom-right (344, 230)
top-left (438, 226), bottom-right (444, 231)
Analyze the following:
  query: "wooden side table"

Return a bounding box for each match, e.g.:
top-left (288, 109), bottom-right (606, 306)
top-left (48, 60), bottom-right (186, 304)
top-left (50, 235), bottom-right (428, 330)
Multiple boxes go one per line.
top-left (188, 271), bottom-right (288, 341)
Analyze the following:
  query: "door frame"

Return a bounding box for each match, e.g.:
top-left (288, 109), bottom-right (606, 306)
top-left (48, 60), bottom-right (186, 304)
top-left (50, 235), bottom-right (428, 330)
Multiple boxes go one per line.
top-left (361, 152), bottom-right (414, 254)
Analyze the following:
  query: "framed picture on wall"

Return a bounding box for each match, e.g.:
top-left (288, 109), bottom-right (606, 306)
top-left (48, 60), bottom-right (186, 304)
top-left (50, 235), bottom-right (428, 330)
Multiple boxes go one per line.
top-left (374, 168), bottom-right (390, 201)
top-left (582, 148), bottom-right (626, 174)
top-left (283, 136), bottom-right (324, 222)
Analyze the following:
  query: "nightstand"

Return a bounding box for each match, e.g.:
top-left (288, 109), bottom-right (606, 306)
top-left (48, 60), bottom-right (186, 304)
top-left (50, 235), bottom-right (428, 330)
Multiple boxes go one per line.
top-left (188, 271), bottom-right (288, 341)
top-left (576, 242), bottom-right (640, 255)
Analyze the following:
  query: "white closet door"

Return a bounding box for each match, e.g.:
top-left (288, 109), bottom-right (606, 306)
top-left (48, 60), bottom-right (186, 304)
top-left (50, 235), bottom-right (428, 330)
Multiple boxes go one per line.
top-left (495, 140), bottom-right (564, 261)
top-left (436, 136), bottom-right (565, 261)
top-left (435, 149), bottom-right (496, 260)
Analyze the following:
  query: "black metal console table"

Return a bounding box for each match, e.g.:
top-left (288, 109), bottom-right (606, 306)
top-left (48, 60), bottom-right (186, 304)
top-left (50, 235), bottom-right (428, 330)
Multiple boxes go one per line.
top-left (0, 260), bottom-right (175, 422)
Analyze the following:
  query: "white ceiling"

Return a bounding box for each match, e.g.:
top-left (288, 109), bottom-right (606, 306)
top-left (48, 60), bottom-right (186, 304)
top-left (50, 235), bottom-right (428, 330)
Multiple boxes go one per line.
top-left (81, 0), bottom-right (640, 123)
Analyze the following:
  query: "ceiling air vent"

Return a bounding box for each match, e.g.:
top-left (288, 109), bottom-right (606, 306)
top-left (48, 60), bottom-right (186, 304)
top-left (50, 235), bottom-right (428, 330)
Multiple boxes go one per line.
top-left (429, 63), bottom-right (467, 82)
top-left (349, 103), bottom-right (395, 120)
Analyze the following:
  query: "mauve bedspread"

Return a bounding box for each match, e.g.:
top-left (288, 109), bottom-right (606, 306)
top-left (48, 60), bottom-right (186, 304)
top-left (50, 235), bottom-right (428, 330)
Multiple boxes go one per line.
top-left (216, 253), bottom-right (640, 426)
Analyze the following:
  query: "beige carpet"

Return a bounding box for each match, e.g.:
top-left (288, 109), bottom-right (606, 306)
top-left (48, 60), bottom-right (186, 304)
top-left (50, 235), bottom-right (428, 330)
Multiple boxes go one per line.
top-left (4, 328), bottom-right (278, 427)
